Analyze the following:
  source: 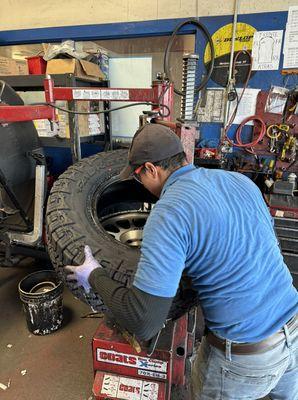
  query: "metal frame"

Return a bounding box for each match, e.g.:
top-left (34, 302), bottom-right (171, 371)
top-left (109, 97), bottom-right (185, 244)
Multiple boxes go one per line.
top-left (0, 78), bottom-right (174, 118)
top-left (0, 77), bottom-right (174, 163)
top-left (0, 73), bottom-right (112, 163)
top-left (0, 167), bottom-right (33, 230)
top-left (7, 165), bottom-right (46, 246)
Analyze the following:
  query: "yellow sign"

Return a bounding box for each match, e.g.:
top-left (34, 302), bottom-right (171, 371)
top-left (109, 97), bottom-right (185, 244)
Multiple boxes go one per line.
top-left (204, 22), bottom-right (257, 64)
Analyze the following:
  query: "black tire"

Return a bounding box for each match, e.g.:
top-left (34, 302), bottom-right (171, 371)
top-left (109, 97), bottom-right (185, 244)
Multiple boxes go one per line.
top-left (46, 150), bottom-right (199, 318)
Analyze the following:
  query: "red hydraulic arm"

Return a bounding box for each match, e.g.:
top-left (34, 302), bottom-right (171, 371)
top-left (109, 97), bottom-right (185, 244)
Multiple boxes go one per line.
top-left (0, 76), bottom-right (204, 165)
top-left (0, 76), bottom-right (174, 123)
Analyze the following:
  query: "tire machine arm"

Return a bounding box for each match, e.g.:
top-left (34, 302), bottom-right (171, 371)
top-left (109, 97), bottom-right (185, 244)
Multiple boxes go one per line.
top-left (0, 75), bottom-right (198, 399)
top-left (0, 75), bottom-right (196, 164)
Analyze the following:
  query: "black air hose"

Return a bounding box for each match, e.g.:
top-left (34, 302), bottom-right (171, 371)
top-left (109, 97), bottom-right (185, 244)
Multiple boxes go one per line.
top-left (164, 18), bottom-right (215, 96)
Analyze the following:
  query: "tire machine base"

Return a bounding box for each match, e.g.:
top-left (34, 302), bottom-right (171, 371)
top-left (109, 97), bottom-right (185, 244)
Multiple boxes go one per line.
top-left (92, 312), bottom-right (196, 400)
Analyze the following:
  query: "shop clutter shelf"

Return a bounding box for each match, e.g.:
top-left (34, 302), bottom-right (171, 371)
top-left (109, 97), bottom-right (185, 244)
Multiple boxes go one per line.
top-left (0, 73), bottom-right (111, 163)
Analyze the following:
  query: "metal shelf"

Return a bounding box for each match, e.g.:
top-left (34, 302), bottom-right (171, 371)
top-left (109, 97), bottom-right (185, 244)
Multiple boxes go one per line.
top-left (39, 134), bottom-right (105, 148)
top-left (0, 74), bottom-right (108, 90)
top-left (0, 74), bottom-right (111, 163)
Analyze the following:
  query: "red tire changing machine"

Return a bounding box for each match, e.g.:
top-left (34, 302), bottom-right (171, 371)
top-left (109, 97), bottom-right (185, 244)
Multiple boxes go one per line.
top-left (0, 76), bottom-right (198, 399)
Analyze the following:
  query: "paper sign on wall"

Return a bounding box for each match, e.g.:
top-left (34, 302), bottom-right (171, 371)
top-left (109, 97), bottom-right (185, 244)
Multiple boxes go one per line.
top-left (283, 6), bottom-right (298, 69)
top-left (252, 30), bottom-right (283, 71)
top-left (228, 88), bottom-right (261, 125)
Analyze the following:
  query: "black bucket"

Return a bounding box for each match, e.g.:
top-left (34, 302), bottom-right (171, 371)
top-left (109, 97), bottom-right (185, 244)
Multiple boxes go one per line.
top-left (18, 270), bottom-right (64, 335)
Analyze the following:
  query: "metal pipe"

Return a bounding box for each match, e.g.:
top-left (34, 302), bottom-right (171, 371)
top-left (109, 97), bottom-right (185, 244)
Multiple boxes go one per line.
top-left (7, 165), bottom-right (46, 246)
top-left (222, 0), bottom-right (240, 134)
top-left (228, 0), bottom-right (240, 84)
top-left (0, 167), bottom-right (32, 230)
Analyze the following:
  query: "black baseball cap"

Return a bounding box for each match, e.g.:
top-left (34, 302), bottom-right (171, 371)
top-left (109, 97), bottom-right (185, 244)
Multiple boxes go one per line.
top-left (119, 123), bottom-right (184, 180)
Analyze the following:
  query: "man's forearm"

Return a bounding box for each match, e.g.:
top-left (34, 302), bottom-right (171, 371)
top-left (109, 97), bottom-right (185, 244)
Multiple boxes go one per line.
top-left (89, 268), bottom-right (173, 341)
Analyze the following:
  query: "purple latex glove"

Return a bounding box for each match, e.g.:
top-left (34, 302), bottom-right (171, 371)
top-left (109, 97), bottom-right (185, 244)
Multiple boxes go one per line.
top-left (65, 245), bottom-right (101, 292)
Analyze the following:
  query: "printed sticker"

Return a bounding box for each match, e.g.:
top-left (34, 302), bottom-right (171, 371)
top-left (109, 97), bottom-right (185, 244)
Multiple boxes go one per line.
top-left (73, 89), bottom-right (101, 99)
top-left (97, 349), bottom-right (167, 373)
top-left (101, 89), bottom-right (129, 100)
top-left (73, 89), bottom-right (130, 100)
top-left (141, 381), bottom-right (159, 400)
top-left (138, 369), bottom-right (167, 380)
top-left (101, 374), bottom-right (119, 397)
top-left (275, 210), bottom-right (285, 217)
top-left (117, 377), bottom-right (143, 400)
top-left (101, 375), bottom-right (159, 400)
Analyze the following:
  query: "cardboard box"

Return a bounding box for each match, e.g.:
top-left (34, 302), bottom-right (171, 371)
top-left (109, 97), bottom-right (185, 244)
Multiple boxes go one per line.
top-left (0, 56), bottom-right (29, 75)
top-left (46, 59), bottom-right (105, 81)
top-left (77, 101), bottom-right (89, 137)
top-left (16, 60), bottom-right (29, 75)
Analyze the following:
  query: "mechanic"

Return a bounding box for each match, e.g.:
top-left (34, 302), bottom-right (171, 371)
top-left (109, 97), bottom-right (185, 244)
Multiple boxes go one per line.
top-left (66, 123), bottom-right (298, 400)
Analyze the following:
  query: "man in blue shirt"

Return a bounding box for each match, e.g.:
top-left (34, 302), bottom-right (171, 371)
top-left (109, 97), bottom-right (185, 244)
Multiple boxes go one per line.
top-left (66, 124), bottom-right (298, 399)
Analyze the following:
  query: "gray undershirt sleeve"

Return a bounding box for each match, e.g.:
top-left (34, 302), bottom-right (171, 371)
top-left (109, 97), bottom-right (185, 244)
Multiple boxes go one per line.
top-left (89, 267), bottom-right (173, 341)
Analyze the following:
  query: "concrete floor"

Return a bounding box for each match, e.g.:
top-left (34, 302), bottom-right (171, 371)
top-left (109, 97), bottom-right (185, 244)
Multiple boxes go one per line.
top-left (0, 258), bottom-right (295, 400)
top-left (0, 259), bottom-right (99, 400)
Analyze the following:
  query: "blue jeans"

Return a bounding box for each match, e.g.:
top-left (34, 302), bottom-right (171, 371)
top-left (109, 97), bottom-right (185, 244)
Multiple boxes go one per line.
top-left (191, 317), bottom-right (298, 399)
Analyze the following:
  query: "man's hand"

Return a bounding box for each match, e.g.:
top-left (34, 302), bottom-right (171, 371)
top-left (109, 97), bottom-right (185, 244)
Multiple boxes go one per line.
top-left (65, 245), bottom-right (101, 292)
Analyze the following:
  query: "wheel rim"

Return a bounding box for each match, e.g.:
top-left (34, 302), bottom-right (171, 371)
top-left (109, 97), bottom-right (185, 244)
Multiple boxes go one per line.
top-left (100, 210), bottom-right (149, 247)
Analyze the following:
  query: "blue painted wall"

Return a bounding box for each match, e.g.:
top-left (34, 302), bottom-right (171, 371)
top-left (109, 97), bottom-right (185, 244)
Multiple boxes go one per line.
top-left (0, 11), bottom-right (292, 147)
top-left (44, 143), bottom-right (104, 176)
top-left (0, 18), bottom-right (198, 44)
top-left (197, 12), bottom-right (291, 144)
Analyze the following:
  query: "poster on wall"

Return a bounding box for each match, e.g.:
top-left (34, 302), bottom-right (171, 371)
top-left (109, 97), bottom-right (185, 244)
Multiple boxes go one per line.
top-left (109, 57), bottom-right (152, 138)
top-left (204, 22), bottom-right (257, 87)
top-left (251, 30), bottom-right (283, 70)
top-left (227, 88), bottom-right (261, 125)
top-left (283, 6), bottom-right (298, 69)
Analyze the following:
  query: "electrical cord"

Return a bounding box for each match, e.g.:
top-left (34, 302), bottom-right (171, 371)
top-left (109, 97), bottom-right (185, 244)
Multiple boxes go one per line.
top-left (221, 51), bottom-right (268, 155)
top-left (224, 50), bottom-right (253, 135)
top-left (157, 80), bottom-right (171, 104)
top-left (234, 115), bottom-right (266, 148)
top-left (29, 101), bottom-right (171, 118)
top-left (230, 82), bottom-right (240, 120)
top-left (156, 82), bottom-right (172, 118)
top-left (163, 18), bottom-right (215, 96)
